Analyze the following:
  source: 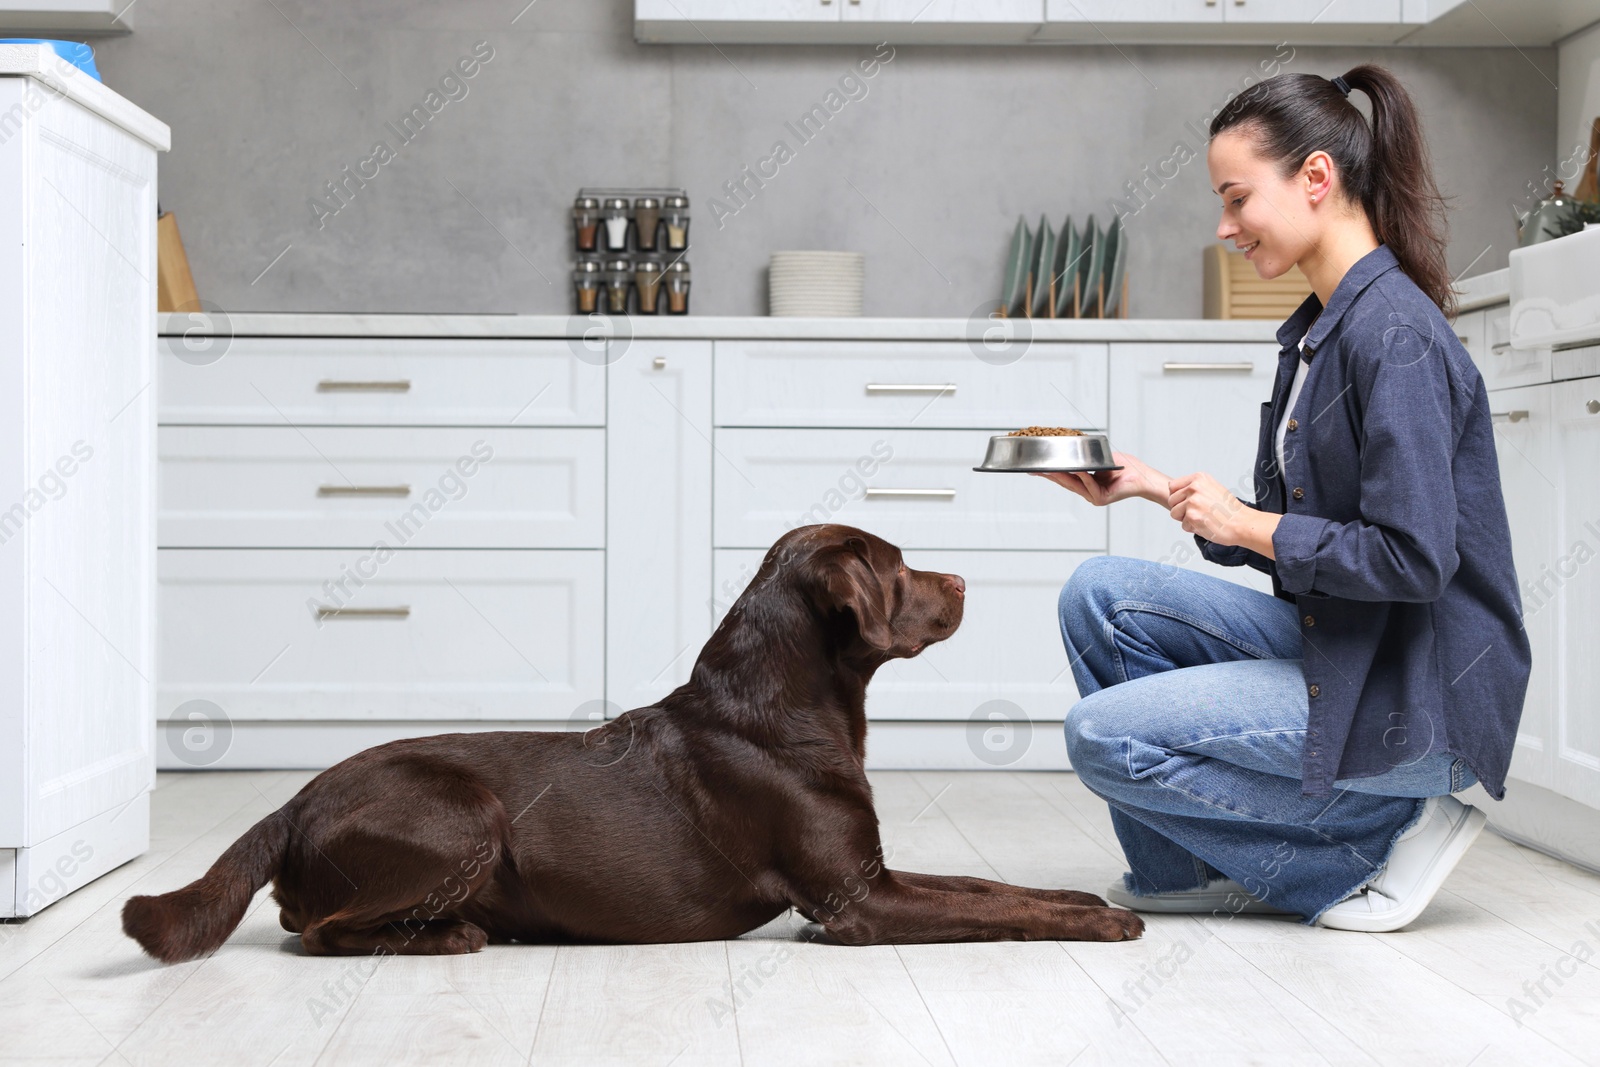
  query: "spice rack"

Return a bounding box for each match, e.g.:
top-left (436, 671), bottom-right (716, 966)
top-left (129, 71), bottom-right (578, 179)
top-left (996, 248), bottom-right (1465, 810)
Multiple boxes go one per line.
top-left (572, 186), bottom-right (692, 316)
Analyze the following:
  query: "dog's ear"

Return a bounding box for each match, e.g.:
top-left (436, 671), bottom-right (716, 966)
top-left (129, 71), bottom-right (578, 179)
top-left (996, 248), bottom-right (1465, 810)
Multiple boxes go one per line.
top-left (811, 536), bottom-right (895, 651)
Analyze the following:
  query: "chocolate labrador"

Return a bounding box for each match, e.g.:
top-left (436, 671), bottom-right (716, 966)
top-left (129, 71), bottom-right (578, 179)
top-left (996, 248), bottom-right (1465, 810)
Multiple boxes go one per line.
top-left (124, 524), bottom-right (1142, 961)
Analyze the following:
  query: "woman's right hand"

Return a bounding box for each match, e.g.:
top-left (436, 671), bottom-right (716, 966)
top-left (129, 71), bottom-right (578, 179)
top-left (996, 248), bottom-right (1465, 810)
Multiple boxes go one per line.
top-left (1029, 451), bottom-right (1170, 508)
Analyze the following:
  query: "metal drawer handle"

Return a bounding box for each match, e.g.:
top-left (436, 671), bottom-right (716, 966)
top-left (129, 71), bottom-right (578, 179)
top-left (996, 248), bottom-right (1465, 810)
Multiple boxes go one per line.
top-left (316, 606), bottom-right (411, 620)
top-left (317, 380), bottom-right (412, 393)
top-left (1490, 410), bottom-right (1529, 423)
top-left (864, 488), bottom-right (957, 499)
top-left (1490, 343), bottom-right (1512, 354)
top-left (1162, 362), bottom-right (1254, 373)
top-left (865, 383), bottom-right (957, 395)
top-left (317, 485), bottom-right (412, 498)
top-left (1456, 335), bottom-right (1470, 345)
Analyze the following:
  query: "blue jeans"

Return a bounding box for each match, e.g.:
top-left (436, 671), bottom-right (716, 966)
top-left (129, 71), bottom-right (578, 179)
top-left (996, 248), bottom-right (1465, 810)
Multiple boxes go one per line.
top-left (1057, 555), bottom-right (1477, 924)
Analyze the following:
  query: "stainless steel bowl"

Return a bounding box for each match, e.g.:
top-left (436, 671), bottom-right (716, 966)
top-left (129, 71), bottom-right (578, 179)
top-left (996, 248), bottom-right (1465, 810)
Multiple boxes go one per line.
top-left (973, 432), bottom-right (1120, 473)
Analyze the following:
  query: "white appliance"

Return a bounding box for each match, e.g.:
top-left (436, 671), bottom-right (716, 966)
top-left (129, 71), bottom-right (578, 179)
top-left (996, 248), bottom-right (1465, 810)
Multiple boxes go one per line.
top-left (0, 44), bottom-right (169, 916)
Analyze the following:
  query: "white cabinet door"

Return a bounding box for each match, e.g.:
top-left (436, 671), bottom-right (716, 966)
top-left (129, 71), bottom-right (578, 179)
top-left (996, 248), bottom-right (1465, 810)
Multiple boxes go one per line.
top-left (159, 338), bottom-right (605, 427)
top-left (1045, 0), bottom-right (1220, 20)
top-left (715, 549), bottom-right (1096, 721)
top-left (1107, 343), bottom-right (1279, 593)
top-left (1453, 307), bottom-right (1487, 380)
top-left (1552, 377), bottom-right (1600, 809)
top-left (607, 343), bottom-right (714, 715)
top-left (1224, 0), bottom-right (1399, 21)
top-left (846, 0), bottom-right (1041, 21)
top-left (158, 550), bottom-right (604, 724)
top-left (1488, 384), bottom-right (1556, 789)
top-left (635, 0), bottom-right (838, 21)
top-left (713, 428), bottom-right (1107, 551)
top-left (715, 340), bottom-right (1107, 430)
top-left (159, 426), bottom-right (605, 549)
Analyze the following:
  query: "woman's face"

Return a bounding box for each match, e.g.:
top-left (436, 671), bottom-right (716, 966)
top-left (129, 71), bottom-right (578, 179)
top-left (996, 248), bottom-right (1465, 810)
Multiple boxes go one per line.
top-left (1208, 127), bottom-right (1317, 281)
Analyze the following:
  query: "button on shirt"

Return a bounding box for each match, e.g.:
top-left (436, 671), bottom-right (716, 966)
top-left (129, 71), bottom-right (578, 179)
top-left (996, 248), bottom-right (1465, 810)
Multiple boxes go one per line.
top-left (1192, 243), bottom-right (1532, 799)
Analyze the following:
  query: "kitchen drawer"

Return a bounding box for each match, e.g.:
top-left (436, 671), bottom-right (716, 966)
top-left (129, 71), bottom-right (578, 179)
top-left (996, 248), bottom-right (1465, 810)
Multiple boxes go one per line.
top-left (714, 548), bottom-right (1093, 721)
top-left (159, 426), bottom-right (604, 549)
top-left (158, 549), bottom-right (603, 722)
top-left (159, 338), bottom-right (605, 426)
top-left (712, 428), bottom-right (1105, 551)
top-left (1481, 303), bottom-right (1550, 391)
top-left (1553, 344), bottom-right (1600, 383)
top-left (713, 340), bottom-right (1107, 429)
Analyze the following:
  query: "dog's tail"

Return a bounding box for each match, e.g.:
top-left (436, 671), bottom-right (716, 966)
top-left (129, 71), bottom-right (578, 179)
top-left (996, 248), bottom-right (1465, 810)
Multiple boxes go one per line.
top-left (122, 808), bottom-right (291, 963)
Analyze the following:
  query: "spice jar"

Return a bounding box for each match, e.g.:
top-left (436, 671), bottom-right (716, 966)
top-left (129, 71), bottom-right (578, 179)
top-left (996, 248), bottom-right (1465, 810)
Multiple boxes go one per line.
top-left (604, 258), bottom-right (633, 314)
top-left (665, 260), bottom-right (691, 315)
top-left (663, 195), bottom-right (690, 252)
top-left (572, 258), bottom-right (602, 313)
top-left (634, 258), bottom-right (663, 315)
top-left (601, 198), bottom-right (631, 253)
top-left (572, 196), bottom-right (601, 253)
top-left (634, 196), bottom-right (662, 252)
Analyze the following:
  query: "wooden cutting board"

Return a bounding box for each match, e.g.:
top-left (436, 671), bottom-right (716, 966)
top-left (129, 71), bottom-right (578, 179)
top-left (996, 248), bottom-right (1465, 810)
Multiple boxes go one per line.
top-left (1576, 117), bottom-right (1600, 204)
top-left (157, 211), bottom-right (199, 312)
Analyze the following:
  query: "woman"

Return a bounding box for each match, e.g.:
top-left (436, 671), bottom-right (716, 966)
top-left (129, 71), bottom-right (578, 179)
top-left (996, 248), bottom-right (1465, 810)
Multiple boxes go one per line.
top-left (1039, 65), bottom-right (1531, 931)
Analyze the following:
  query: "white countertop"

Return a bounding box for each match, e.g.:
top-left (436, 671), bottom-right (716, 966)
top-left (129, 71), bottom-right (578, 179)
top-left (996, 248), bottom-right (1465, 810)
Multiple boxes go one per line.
top-left (0, 43), bottom-right (169, 150)
top-left (1456, 268), bottom-right (1510, 312)
top-left (156, 312), bottom-right (1285, 342)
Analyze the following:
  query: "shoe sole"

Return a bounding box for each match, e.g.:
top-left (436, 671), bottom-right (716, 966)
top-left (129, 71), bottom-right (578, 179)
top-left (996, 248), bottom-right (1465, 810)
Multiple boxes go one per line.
top-left (1105, 884), bottom-right (1298, 916)
top-left (1317, 805), bottom-right (1488, 933)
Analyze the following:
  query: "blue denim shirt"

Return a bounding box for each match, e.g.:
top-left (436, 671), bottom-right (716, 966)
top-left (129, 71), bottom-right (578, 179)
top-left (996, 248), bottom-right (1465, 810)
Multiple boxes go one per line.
top-left (1193, 244), bottom-right (1531, 799)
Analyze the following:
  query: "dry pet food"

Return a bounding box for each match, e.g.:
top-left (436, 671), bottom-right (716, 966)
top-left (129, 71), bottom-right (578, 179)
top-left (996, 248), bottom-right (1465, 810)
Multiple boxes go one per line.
top-left (1006, 426), bottom-right (1085, 437)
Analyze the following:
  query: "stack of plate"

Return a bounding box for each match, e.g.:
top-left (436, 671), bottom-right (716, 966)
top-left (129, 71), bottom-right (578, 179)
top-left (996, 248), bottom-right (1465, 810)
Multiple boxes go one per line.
top-left (769, 251), bottom-right (864, 317)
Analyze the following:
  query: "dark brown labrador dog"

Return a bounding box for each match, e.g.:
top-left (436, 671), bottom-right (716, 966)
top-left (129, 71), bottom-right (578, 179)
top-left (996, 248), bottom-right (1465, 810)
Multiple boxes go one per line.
top-left (124, 524), bottom-right (1142, 961)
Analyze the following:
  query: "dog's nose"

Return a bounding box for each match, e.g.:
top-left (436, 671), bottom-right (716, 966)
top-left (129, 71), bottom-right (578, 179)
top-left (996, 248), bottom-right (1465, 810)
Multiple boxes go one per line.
top-left (947, 574), bottom-right (965, 596)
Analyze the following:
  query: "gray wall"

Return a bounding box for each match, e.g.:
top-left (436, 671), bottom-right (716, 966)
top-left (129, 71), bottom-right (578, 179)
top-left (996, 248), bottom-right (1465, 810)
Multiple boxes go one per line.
top-left (94, 0), bottom-right (1558, 318)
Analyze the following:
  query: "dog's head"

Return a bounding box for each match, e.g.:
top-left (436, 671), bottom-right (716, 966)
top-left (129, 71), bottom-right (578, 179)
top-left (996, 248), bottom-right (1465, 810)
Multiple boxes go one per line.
top-left (778, 524), bottom-right (964, 660)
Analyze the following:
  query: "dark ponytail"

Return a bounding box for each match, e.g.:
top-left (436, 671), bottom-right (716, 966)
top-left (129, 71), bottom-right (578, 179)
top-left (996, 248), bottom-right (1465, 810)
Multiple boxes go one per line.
top-left (1209, 65), bottom-right (1457, 319)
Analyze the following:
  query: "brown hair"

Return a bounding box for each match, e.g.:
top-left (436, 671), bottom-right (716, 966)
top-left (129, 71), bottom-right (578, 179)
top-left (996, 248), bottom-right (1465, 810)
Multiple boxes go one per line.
top-left (1209, 65), bottom-right (1457, 319)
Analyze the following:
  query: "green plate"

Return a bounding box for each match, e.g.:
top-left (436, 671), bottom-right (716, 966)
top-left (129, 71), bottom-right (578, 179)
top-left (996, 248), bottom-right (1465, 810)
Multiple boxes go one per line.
top-left (1031, 214), bottom-right (1056, 317)
top-left (1002, 215), bottom-right (1030, 316)
top-left (1103, 215), bottom-right (1128, 318)
top-left (1054, 215), bottom-right (1083, 317)
top-left (1079, 216), bottom-right (1106, 318)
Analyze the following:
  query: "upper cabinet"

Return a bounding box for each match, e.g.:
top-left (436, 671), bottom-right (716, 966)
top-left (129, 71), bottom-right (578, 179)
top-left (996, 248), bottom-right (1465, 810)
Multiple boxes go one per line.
top-left (0, 0), bottom-right (133, 34)
top-left (635, 0), bottom-right (1045, 43)
top-left (636, 0), bottom-right (1599, 45)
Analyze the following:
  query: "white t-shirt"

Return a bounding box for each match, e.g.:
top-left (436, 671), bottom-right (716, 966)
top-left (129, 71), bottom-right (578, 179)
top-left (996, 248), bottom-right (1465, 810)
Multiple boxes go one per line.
top-left (1275, 337), bottom-right (1311, 481)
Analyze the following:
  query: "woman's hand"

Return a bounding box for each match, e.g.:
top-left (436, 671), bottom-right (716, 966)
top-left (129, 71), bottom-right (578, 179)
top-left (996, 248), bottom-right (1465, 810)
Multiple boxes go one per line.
top-left (1168, 471), bottom-right (1277, 556)
top-left (1028, 451), bottom-right (1171, 508)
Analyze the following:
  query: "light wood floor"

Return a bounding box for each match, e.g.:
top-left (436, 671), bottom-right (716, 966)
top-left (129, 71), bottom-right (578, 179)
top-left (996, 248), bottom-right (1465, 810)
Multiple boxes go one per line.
top-left (3, 769), bottom-right (1598, 1066)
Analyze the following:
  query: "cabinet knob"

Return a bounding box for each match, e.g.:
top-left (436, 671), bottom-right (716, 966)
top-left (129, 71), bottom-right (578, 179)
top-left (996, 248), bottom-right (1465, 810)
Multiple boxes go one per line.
top-left (653, 356), bottom-right (667, 369)
top-left (1588, 399), bottom-right (1600, 415)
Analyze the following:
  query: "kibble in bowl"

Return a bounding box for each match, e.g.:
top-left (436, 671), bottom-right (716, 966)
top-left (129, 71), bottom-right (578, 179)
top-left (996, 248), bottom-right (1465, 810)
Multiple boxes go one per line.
top-left (1006, 426), bottom-right (1086, 437)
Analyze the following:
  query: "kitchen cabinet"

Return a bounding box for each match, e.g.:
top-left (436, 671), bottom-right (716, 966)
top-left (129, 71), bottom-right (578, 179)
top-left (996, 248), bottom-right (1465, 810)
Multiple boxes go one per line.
top-left (1550, 375), bottom-right (1600, 810)
top-left (1487, 384), bottom-right (1558, 792)
top-left (606, 341), bottom-right (714, 715)
top-left (1, 45), bottom-right (167, 916)
top-left (153, 315), bottom-right (1300, 771)
top-left (158, 550), bottom-right (605, 726)
top-left (0, 0), bottom-right (131, 33)
top-left (1107, 343), bottom-right (1280, 595)
top-left (638, 0), bottom-right (1581, 42)
top-left (846, 0), bottom-right (1043, 21)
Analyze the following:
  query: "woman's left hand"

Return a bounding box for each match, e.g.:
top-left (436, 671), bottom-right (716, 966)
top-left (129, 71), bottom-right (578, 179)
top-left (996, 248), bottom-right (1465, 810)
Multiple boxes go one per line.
top-left (1167, 471), bottom-right (1257, 547)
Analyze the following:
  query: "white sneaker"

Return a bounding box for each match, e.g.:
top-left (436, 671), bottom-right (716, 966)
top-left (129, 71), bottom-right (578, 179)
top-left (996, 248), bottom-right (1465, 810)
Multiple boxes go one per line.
top-left (1105, 877), bottom-right (1297, 916)
top-left (1316, 794), bottom-right (1487, 933)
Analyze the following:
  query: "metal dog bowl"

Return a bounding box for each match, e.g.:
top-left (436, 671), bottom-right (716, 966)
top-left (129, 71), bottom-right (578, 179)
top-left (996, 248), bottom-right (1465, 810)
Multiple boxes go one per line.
top-left (972, 432), bottom-right (1122, 474)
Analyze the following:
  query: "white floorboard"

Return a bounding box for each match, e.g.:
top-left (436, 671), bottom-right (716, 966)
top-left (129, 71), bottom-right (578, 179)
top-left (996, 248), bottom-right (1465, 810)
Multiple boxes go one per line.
top-left (1, 769), bottom-right (1596, 1066)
